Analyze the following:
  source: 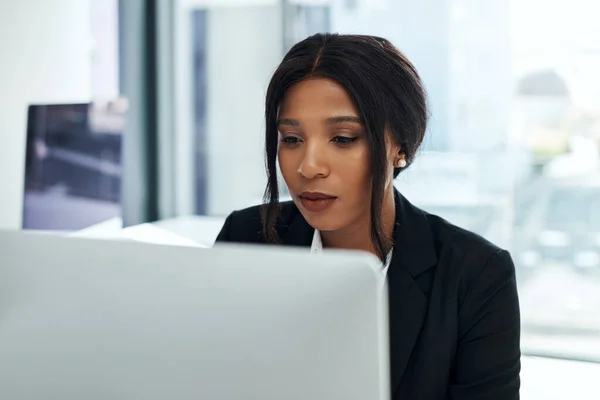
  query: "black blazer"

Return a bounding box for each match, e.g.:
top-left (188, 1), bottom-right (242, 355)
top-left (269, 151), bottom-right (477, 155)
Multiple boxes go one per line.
top-left (215, 190), bottom-right (521, 399)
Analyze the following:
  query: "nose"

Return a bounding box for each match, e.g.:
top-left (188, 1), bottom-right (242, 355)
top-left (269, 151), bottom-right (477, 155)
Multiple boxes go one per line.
top-left (297, 141), bottom-right (329, 179)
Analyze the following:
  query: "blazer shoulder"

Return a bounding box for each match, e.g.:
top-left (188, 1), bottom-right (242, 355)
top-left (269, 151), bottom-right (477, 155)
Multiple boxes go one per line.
top-left (215, 201), bottom-right (298, 244)
top-left (424, 212), bottom-right (515, 289)
top-left (426, 212), bottom-right (503, 257)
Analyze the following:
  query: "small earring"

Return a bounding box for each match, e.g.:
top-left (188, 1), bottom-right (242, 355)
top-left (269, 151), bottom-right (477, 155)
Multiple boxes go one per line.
top-left (396, 159), bottom-right (407, 168)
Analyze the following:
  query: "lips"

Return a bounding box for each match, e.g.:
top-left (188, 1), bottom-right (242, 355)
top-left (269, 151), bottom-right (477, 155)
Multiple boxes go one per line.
top-left (298, 192), bottom-right (337, 212)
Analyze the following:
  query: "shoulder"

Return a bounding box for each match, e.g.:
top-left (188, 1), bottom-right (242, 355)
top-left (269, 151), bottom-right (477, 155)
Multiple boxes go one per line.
top-left (423, 211), bottom-right (516, 300)
top-left (426, 211), bottom-right (505, 261)
top-left (214, 201), bottom-right (300, 244)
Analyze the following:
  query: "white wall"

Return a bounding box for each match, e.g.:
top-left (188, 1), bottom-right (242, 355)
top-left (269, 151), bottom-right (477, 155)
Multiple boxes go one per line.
top-left (0, 0), bottom-right (92, 230)
top-left (90, 0), bottom-right (119, 98)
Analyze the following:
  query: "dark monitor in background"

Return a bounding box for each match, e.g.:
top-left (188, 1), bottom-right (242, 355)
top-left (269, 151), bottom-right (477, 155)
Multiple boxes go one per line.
top-left (23, 100), bottom-right (127, 231)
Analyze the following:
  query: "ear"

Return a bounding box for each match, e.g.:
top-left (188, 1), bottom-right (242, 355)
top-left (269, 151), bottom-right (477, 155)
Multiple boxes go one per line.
top-left (385, 132), bottom-right (401, 160)
top-left (391, 142), bottom-right (402, 158)
top-left (389, 142), bottom-right (404, 165)
top-left (385, 130), bottom-right (405, 173)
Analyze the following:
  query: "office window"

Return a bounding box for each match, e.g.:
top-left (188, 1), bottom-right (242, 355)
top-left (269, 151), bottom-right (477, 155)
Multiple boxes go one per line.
top-left (175, 0), bottom-right (600, 362)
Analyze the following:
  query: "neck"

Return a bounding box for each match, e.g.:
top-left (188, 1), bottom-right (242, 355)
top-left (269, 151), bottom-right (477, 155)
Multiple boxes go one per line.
top-left (320, 187), bottom-right (396, 257)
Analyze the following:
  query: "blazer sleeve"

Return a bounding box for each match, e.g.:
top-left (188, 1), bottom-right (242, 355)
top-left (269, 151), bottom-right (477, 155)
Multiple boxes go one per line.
top-left (449, 249), bottom-right (521, 400)
top-left (214, 211), bottom-right (236, 244)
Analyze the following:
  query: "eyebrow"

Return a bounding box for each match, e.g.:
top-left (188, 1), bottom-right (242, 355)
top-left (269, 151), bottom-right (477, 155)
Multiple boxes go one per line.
top-left (277, 116), bottom-right (363, 127)
top-left (277, 118), bottom-right (300, 127)
top-left (325, 116), bottom-right (363, 125)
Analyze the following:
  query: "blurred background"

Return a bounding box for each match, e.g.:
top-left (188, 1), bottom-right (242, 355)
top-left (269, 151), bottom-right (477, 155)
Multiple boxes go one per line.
top-left (0, 0), bottom-right (599, 396)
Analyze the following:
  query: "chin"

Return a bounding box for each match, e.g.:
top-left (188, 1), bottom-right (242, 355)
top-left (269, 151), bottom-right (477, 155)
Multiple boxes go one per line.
top-left (291, 197), bottom-right (355, 232)
top-left (298, 210), bottom-right (346, 232)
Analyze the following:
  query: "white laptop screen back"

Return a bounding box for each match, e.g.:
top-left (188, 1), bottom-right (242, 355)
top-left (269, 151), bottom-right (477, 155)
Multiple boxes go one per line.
top-left (0, 231), bottom-right (390, 400)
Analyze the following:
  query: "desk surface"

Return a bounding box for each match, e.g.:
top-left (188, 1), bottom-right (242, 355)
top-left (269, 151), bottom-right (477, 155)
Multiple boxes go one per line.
top-left (151, 215), bottom-right (225, 246)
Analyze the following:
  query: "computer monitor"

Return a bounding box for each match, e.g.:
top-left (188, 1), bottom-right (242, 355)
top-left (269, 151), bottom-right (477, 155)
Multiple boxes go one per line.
top-left (0, 231), bottom-right (390, 400)
top-left (23, 100), bottom-right (126, 231)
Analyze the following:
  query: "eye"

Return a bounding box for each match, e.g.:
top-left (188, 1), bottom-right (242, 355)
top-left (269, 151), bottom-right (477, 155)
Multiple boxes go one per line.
top-left (332, 136), bottom-right (358, 146)
top-left (279, 136), bottom-right (302, 146)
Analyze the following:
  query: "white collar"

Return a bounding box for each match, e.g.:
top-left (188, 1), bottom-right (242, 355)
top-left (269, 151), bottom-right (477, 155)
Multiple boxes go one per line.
top-left (310, 229), bottom-right (392, 276)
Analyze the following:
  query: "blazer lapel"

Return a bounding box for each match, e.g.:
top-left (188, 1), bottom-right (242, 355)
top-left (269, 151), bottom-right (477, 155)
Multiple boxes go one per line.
top-left (388, 190), bottom-right (437, 393)
top-left (279, 206), bottom-right (314, 247)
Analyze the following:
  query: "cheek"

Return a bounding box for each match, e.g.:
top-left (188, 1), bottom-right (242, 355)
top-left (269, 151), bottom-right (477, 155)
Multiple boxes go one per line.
top-left (337, 148), bottom-right (371, 198)
top-left (277, 149), bottom-right (297, 182)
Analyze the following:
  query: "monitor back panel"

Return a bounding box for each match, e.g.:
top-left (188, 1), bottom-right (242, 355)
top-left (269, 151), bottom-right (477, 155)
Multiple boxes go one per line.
top-left (0, 231), bottom-right (389, 400)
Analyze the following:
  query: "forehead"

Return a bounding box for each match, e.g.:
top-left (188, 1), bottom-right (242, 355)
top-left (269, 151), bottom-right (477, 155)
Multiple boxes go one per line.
top-left (279, 78), bottom-right (359, 118)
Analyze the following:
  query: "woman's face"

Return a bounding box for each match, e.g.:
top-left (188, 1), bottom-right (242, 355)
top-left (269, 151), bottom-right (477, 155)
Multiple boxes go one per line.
top-left (277, 78), bottom-right (397, 233)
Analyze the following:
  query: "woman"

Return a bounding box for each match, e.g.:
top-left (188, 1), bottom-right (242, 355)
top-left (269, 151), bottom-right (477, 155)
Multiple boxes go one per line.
top-left (216, 33), bottom-right (520, 399)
